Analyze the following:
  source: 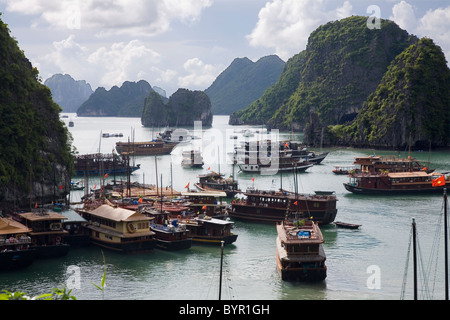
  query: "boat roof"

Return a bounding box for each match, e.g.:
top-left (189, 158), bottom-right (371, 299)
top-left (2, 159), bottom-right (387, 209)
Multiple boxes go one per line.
top-left (387, 171), bottom-right (441, 178)
top-left (81, 204), bottom-right (152, 222)
top-left (61, 210), bottom-right (87, 223)
top-left (19, 211), bottom-right (68, 221)
top-left (0, 217), bottom-right (31, 235)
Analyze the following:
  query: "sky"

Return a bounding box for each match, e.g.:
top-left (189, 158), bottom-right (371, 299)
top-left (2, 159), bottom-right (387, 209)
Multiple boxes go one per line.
top-left (0, 0), bottom-right (449, 96)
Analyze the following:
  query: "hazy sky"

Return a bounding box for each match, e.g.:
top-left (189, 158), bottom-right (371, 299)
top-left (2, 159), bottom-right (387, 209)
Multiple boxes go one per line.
top-left (1, 0), bottom-right (449, 96)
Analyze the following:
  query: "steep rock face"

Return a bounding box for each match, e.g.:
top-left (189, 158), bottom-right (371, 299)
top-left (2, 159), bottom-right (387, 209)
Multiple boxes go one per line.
top-left (206, 55), bottom-right (285, 115)
top-left (44, 74), bottom-right (93, 112)
top-left (332, 38), bottom-right (450, 149)
top-left (141, 88), bottom-right (213, 127)
top-left (230, 16), bottom-right (417, 130)
top-left (77, 80), bottom-right (154, 117)
top-left (0, 16), bottom-right (73, 209)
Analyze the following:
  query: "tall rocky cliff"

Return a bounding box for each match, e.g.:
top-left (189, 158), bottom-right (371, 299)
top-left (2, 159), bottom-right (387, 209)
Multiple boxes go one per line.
top-left (0, 15), bottom-right (73, 210)
top-left (141, 88), bottom-right (213, 127)
top-left (44, 74), bottom-right (93, 113)
top-left (205, 55), bottom-right (285, 115)
top-left (316, 38), bottom-right (450, 149)
top-left (229, 16), bottom-right (417, 131)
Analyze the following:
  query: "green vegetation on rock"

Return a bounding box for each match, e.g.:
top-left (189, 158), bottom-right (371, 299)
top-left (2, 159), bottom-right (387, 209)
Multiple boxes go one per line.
top-left (141, 88), bottom-right (213, 127)
top-left (230, 16), bottom-right (417, 131)
top-left (0, 15), bottom-right (73, 209)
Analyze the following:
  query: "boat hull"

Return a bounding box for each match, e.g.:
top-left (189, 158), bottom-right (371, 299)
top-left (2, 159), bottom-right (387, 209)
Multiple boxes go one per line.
top-left (343, 182), bottom-right (446, 195)
top-left (0, 249), bottom-right (36, 271)
top-left (34, 244), bottom-right (70, 259)
top-left (230, 204), bottom-right (337, 225)
top-left (191, 234), bottom-right (238, 245)
top-left (89, 238), bottom-right (157, 254)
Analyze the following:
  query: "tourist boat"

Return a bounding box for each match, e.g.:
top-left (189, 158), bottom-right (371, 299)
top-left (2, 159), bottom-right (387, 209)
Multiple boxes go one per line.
top-left (181, 150), bottom-right (204, 168)
top-left (139, 208), bottom-right (192, 251)
top-left (178, 215), bottom-right (238, 245)
top-left (344, 171), bottom-right (448, 194)
top-left (73, 152), bottom-right (140, 176)
top-left (194, 171), bottom-right (239, 198)
top-left (181, 191), bottom-right (229, 219)
top-left (276, 216), bottom-right (327, 282)
top-left (237, 156), bottom-right (314, 174)
top-left (0, 217), bottom-right (36, 271)
top-left (116, 139), bottom-right (177, 156)
top-left (17, 211), bottom-right (70, 258)
top-left (229, 189), bottom-right (337, 225)
top-left (77, 204), bottom-right (157, 253)
top-left (351, 155), bottom-right (433, 174)
top-left (158, 128), bottom-right (196, 143)
top-left (230, 139), bottom-right (328, 165)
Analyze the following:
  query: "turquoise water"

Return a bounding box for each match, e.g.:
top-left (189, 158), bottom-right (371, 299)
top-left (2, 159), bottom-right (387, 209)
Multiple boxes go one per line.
top-left (1, 115), bottom-right (449, 300)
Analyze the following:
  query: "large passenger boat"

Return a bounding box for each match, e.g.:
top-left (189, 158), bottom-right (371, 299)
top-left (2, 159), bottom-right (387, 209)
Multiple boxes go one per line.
top-left (74, 152), bottom-right (140, 176)
top-left (178, 215), bottom-right (238, 245)
top-left (344, 171), bottom-right (448, 194)
top-left (276, 216), bottom-right (327, 282)
top-left (0, 217), bottom-right (36, 270)
top-left (17, 211), bottom-right (70, 258)
top-left (77, 204), bottom-right (156, 253)
top-left (116, 139), bottom-right (177, 156)
top-left (229, 189), bottom-right (337, 225)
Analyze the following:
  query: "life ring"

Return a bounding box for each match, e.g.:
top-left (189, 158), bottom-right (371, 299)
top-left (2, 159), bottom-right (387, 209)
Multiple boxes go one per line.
top-left (177, 215), bottom-right (182, 220)
top-left (56, 236), bottom-right (61, 242)
top-left (127, 222), bottom-right (136, 233)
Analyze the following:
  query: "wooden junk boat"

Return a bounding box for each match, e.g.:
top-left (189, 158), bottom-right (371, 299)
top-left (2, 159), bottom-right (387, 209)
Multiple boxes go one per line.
top-left (344, 171), bottom-right (448, 194)
top-left (178, 214), bottom-right (238, 245)
top-left (0, 217), bottom-right (36, 271)
top-left (77, 204), bottom-right (156, 253)
top-left (16, 210), bottom-right (70, 259)
top-left (276, 216), bottom-right (327, 282)
top-left (140, 207), bottom-right (192, 251)
top-left (229, 189), bottom-right (337, 225)
top-left (116, 139), bottom-right (177, 156)
top-left (181, 150), bottom-right (204, 168)
top-left (74, 152), bottom-right (140, 176)
top-left (194, 171), bottom-right (239, 198)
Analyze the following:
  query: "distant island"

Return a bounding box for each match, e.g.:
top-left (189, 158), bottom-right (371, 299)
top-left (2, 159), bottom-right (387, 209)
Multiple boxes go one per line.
top-left (205, 55), bottom-right (285, 115)
top-left (77, 80), bottom-right (165, 117)
top-left (44, 74), bottom-right (93, 113)
top-left (230, 16), bottom-right (450, 150)
top-left (141, 88), bottom-right (213, 127)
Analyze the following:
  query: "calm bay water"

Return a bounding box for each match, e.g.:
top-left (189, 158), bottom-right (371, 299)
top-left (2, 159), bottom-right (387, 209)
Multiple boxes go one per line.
top-left (1, 115), bottom-right (449, 300)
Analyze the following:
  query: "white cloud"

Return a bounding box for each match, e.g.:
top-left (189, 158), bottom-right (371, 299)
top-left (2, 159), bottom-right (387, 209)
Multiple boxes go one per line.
top-left (178, 58), bottom-right (221, 89)
top-left (390, 1), bottom-right (417, 32)
top-left (391, 1), bottom-right (450, 63)
top-left (247, 0), bottom-right (352, 60)
top-left (41, 35), bottom-right (169, 90)
top-left (3, 0), bottom-right (212, 36)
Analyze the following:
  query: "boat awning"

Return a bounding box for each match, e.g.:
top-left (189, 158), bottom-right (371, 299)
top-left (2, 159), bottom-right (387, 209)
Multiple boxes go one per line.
top-left (61, 210), bottom-right (87, 223)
